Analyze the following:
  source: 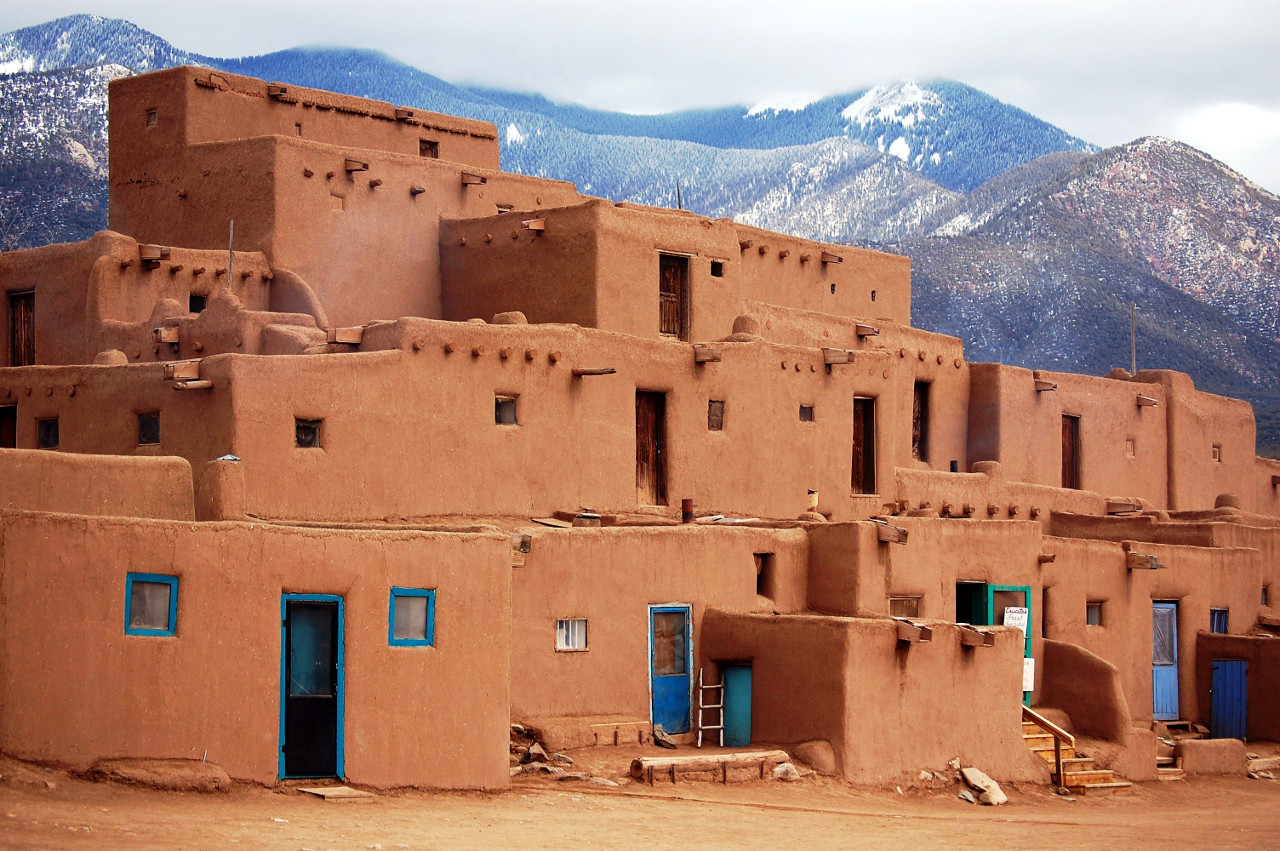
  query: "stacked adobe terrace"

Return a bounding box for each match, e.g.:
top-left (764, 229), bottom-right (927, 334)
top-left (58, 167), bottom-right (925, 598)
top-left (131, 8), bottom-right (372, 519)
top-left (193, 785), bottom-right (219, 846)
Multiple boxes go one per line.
top-left (1, 67), bottom-right (1279, 790)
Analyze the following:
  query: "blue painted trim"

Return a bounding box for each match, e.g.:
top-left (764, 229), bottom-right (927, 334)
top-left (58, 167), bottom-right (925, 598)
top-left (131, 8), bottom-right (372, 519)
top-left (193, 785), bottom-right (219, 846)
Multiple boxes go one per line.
top-left (280, 594), bottom-right (345, 781)
top-left (648, 604), bottom-right (693, 732)
top-left (124, 573), bottom-right (178, 636)
top-left (388, 587), bottom-right (436, 647)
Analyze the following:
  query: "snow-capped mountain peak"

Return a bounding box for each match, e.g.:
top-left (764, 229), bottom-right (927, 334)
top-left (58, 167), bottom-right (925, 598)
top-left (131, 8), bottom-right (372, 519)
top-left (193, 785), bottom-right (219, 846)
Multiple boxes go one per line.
top-left (841, 80), bottom-right (942, 127)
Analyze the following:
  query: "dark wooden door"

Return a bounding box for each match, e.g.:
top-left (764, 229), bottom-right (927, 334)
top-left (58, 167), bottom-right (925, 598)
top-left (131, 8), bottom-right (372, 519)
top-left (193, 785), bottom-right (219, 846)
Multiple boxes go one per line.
top-left (636, 391), bottom-right (667, 505)
top-left (852, 397), bottom-right (876, 493)
top-left (0, 405), bottom-right (15, 448)
top-left (658, 255), bottom-right (689, 340)
top-left (1061, 415), bottom-right (1081, 489)
top-left (282, 598), bottom-right (342, 778)
top-left (9, 291), bottom-right (34, 367)
top-left (912, 382), bottom-right (930, 462)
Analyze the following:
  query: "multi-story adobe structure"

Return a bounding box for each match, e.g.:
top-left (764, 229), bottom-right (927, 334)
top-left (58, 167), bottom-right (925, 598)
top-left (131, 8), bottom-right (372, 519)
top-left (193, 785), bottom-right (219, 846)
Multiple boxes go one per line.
top-left (1, 66), bottom-right (1278, 790)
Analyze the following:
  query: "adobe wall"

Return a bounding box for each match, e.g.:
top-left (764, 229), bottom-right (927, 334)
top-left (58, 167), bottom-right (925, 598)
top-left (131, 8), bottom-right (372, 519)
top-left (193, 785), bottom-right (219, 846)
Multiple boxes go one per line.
top-left (0, 511), bottom-right (511, 789)
top-left (510, 525), bottom-right (807, 721)
top-left (440, 201), bottom-right (912, 341)
top-left (1195, 634), bottom-right (1280, 740)
top-left (0, 449), bottom-right (193, 519)
top-left (1135, 370), bottom-right (1264, 512)
top-left (701, 611), bottom-right (1046, 784)
top-left (966, 364), bottom-right (1169, 506)
top-left (109, 67), bottom-right (499, 180)
top-left (1254, 458), bottom-right (1280, 517)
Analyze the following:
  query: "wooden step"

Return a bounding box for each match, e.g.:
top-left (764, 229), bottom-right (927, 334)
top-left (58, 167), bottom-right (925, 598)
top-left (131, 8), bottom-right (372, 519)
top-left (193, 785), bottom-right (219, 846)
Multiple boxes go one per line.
top-left (1066, 780), bottom-right (1133, 795)
top-left (1060, 757), bottom-right (1095, 772)
top-left (1032, 745), bottom-right (1076, 761)
top-left (1157, 766), bottom-right (1186, 781)
top-left (1058, 768), bottom-right (1115, 786)
top-left (1024, 733), bottom-right (1056, 748)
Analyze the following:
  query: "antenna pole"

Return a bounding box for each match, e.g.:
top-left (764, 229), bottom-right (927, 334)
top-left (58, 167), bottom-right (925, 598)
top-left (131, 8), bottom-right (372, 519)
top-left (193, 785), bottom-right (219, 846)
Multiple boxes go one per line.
top-left (227, 219), bottom-right (235, 284)
top-left (676, 179), bottom-right (683, 211)
top-left (1130, 301), bottom-right (1136, 376)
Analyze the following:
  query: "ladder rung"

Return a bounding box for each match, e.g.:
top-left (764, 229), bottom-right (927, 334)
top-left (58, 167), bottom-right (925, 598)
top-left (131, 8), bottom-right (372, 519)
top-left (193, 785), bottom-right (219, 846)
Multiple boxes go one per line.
top-left (701, 724), bottom-right (724, 730)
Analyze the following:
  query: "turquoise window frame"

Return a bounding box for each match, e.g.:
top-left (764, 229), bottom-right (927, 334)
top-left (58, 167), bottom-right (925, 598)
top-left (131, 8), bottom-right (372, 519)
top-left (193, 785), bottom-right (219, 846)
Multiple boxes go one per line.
top-left (388, 587), bottom-right (436, 647)
top-left (124, 572), bottom-right (178, 636)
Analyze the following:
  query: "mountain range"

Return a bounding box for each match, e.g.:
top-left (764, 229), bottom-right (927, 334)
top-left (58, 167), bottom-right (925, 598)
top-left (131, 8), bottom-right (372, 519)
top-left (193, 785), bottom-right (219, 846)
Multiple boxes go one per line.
top-left (1, 14), bottom-right (1277, 457)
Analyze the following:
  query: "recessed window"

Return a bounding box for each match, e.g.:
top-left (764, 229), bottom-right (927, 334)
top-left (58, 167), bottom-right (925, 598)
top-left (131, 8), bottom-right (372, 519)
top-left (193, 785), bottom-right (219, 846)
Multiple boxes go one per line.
top-left (495, 395), bottom-right (518, 425)
top-left (1125, 438), bottom-right (1136, 458)
top-left (889, 596), bottom-right (921, 618)
top-left (36, 417), bottom-right (58, 449)
top-left (1212, 444), bottom-right (1222, 462)
top-left (125, 573), bottom-right (177, 636)
top-left (755, 553), bottom-right (775, 599)
top-left (556, 618), bottom-right (588, 651)
top-left (799, 404), bottom-right (815, 422)
top-left (294, 122), bottom-right (303, 136)
top-left (912, 382), bottom-right (930, 463)
top-left (295, 418), bottom-right (322, 448)
top-left (419, 139), bottom-right (439, 158)
top-left (870, 290), bottom-right (876, 302)
top-left (138, 412), bottom-right (160, 446)
top-left (389, 588), bottom-right (436, 646)
top-left (710, 261), bottom-right (724, 278)
top-left (707, 399), bottom-right (725, 431)
top-left (330, 194), bottom-right (345, 211)
top-left (189, 293), bottom-right (207, 314)
top-left (1263, 585), bottom-right (1271, 607)
top-left (1086, 601), bottom-right (1103, 626)
top-left (146, 109), bottom-right (158, 126)
top-left (1209, 608), bottom-right (1229, 634)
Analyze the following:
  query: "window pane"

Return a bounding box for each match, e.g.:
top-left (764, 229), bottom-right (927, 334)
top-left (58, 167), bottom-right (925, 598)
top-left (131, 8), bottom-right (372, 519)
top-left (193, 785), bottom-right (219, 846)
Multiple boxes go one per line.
top-left (1086, 603), bottom-right (1103, 626)
top-left (130, 580), bottom-right (171, 630)
top-left (394, 595), bottom-right (429, 641)
top-left (889, 597), bottom-right (920, 618)
top-left (1152, 606), bottom-right (1176, 665)
top-left (652, 611), bottom-right (687, 675)
top-left (289, 605), bottom-right (334, 696)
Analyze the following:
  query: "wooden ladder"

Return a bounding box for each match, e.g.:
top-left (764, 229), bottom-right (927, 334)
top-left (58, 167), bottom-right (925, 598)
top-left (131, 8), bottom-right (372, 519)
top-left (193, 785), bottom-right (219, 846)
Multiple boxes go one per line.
top-left (695, 668), bottom-right (724, 748)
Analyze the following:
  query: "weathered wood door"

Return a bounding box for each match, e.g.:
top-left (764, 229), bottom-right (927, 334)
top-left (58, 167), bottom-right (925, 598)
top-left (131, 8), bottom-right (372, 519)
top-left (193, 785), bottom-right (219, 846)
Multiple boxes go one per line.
top-left (636, 391), bottom-right (667, 505)
top-left (8, 290), bottom-right (34, 366)
top-left (912, 382), bottom-right (930, 462)
top-left (658, 254), bottom-right (689, 340)
top-left (1061, 415), bottom-right (1081, 489)
top-left (851, 397), bottom-right (876, 493)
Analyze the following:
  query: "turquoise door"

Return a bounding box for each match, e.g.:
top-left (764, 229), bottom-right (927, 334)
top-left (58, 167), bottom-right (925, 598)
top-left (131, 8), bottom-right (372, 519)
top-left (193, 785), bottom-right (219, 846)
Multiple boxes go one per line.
top-left (650, 605), bottom-right (692, 734)
top-left (1152, 601), bottom-right (1179, 721)
top-left (281, 594), bottom-right (344, 779)
top-left (722, 665), bottom-right (752, 747)
top-left (1210, 660), bottom-right (1247, 739)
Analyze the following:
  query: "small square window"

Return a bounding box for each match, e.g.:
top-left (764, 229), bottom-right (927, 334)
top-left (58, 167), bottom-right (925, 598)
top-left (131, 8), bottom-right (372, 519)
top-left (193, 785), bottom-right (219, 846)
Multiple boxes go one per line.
top-left (295, 418), bottom-right (322, 448)
top-left (138, 412), bottom-right (160, 446)
top-left (889, 596), bottom-right (921, 618)
top-left (556, 618), bottom-right (588, 651)
top-left (1212, 444), bottom-right (1222, 462)
top-left (495, 395), bottom-right (518, 425)
top-left (146, 109), bottom-right (158, 126)
top-left (799, 404), bottom-right (815, 422)
top-left (707, 399), bottom-right (725, 431)
top-left (1209, 608), bottom-right (1229, 634)
top-left (389, 588), bottom-right (436, 646)
top-left (125, 573), bottom-right (177, 636)
top-left (710, 261), bottom-right (724, 278)
top-left (36, 417), bottom-right (58, 449)
top-left (1086, 602), bottom-right (1103, 626)
top-left (189, 293), bottom-right (207, 313)
top-left (419, 139), bottom-right (439, 158)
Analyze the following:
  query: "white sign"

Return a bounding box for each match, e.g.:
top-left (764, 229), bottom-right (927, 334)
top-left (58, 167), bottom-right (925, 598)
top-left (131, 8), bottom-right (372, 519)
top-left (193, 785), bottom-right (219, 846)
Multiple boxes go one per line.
top-left (1004, 607), bottom-right (1029, 637)
top-left (1023, 657), bottom-right (1036, 693)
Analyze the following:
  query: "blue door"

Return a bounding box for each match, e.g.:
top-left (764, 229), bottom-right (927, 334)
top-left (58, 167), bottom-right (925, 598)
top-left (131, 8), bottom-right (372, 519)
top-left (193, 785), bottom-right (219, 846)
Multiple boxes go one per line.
top-left (281, 594), bottom-right (344, 778)
top-left (1210, 660), bottom-right (1247, 740)
top-left (650, 605), bottom-right (691, 734)
top-left (723, 664), bottom-right (752, 747)
top-left (1152, 601), bottom-right (1179, 721)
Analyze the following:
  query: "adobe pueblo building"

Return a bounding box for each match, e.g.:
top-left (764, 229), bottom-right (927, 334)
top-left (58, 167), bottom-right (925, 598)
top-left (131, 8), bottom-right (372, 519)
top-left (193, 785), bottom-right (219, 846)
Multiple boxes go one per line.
top-left (1, 67), bottom-right (1279, 790)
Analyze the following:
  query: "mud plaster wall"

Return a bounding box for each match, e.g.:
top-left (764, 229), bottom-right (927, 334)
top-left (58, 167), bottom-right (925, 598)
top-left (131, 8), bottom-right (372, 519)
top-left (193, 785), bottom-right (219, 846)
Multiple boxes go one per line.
top-left (966, 364), bottom-right (1170, 506)
top-left (1195, 634), bottom-right (1280, 740)
top-left (701, 611), bottom-right (1046, 784)
top-left (0, 512), bottom-right (511, 789)
top-left (0, 449), bottom-right (193, 519)
top-left (1040, 535), bottom-right (1263, 726)
top-left (509, 526), bottom-right (807, 721)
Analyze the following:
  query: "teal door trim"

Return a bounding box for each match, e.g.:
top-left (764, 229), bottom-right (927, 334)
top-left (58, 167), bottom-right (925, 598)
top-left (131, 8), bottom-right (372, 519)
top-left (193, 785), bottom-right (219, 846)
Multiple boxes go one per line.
top-left (280, 593), bottom-right (345, 780)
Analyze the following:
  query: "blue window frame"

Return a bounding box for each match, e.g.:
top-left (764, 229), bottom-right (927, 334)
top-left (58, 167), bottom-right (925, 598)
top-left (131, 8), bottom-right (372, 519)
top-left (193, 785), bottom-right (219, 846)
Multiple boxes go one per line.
top-left (125, 573), bottom-right (178, 636)
top-left (388, 587), bottom-right (436, 646)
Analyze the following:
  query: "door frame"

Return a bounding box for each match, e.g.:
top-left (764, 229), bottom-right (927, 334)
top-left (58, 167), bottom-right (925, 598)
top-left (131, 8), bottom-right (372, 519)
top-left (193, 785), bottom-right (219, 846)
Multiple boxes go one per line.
top-left (279, 593), bottom-right (345, 780)
top-left (1152, 600), bottom-right (1180, 721)
top-left (648, 603), bottom-right (693, 734)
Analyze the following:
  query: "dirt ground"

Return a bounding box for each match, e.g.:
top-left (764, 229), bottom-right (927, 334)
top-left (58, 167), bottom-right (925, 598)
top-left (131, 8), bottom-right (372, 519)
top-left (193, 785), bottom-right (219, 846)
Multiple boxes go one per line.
top-left (2, 750), bottom-right (1279, 851)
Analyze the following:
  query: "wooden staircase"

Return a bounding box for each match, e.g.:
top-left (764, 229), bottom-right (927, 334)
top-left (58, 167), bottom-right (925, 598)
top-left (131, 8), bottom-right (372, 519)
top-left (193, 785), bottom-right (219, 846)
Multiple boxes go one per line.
top-left (1023, 707), bottom-right (1132, 794)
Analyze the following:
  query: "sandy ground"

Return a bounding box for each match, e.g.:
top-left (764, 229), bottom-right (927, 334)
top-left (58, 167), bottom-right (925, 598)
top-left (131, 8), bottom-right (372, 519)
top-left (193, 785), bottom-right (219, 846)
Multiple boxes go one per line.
top-left (2, 753), bottom-right (1279, 850)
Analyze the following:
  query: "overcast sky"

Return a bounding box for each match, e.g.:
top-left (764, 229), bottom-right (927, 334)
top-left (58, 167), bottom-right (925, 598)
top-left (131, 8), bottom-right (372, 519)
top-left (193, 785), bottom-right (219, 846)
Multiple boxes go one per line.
top-left (5, 0), bottom-right (1280, 191)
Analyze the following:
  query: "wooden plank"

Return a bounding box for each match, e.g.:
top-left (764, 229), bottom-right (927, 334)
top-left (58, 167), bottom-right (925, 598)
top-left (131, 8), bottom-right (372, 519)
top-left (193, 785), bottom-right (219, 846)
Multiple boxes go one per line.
top-left (530, 517), bottom-right (572, 528)
top-left (630, 749), bottom-right (789, 780)
top-left (298, 785), bottom-right (373, 801)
